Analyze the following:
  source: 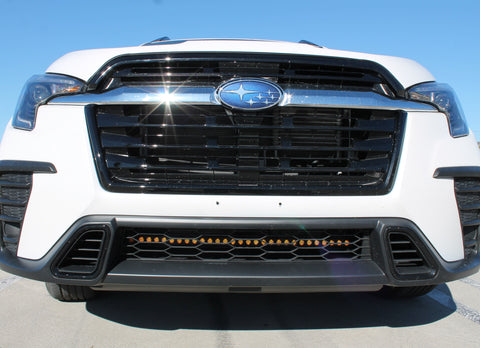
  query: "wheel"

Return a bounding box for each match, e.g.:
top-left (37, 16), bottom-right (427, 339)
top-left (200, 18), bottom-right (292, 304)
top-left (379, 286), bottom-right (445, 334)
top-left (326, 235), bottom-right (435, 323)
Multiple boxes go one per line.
top-left (45, 283), bottom-right (96, 302)
top-left (379, 285), bottom-right (437, 298)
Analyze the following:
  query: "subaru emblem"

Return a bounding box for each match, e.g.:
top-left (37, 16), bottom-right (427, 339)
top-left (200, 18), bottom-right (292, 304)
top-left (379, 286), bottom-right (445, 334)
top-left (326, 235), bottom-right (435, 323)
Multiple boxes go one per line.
top-left (216, 78), bottom-right (283, 110)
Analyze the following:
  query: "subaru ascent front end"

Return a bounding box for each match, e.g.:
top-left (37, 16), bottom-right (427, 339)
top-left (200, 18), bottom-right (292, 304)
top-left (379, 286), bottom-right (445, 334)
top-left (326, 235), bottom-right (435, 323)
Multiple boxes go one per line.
top-left (0, 38), bottom-right (479, 301)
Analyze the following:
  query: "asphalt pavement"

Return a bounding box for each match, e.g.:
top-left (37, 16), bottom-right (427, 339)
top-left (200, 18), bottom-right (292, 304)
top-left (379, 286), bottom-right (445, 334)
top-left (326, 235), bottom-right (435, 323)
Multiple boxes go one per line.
top-left (1, 269), bottom-right (479, 347)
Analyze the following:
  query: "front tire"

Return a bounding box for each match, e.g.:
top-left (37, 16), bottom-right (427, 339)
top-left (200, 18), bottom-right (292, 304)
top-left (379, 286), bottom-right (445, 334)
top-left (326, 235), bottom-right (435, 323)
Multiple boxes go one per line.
top-left (379, 285), bottom-right (437, 298)
top-left (45, 283), bottom-right (96, 302)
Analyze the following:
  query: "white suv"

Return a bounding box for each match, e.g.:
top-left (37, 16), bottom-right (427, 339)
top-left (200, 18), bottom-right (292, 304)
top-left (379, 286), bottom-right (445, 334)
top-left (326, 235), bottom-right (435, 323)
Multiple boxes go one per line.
top-left (0, 38), bottom-right (479, 301)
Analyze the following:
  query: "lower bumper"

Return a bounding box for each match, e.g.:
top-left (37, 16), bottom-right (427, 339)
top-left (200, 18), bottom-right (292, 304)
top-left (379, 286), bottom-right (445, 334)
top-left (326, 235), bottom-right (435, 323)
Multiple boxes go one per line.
top-left (95, 260), bottom-right (386, 292)
top-left (1, 216), bottom-right (479, 292)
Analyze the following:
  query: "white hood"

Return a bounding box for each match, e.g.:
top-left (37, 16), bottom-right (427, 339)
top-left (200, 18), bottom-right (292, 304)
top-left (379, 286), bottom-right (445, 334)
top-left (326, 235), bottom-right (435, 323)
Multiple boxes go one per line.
top-left (46, 39), bottom-right (435, 88)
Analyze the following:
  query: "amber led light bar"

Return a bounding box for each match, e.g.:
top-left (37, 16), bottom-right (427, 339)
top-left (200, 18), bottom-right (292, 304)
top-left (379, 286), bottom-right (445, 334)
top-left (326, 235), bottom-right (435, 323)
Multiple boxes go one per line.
top-left (131, 236), bottom-right (351, 247)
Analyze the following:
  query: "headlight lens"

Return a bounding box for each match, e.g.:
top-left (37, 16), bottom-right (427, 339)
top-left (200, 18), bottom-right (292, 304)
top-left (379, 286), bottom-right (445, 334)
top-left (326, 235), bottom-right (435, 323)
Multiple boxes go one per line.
top-left (408, 82), bottom-right (469, 138)
top-left (13, 74), bottom-right (85, 130)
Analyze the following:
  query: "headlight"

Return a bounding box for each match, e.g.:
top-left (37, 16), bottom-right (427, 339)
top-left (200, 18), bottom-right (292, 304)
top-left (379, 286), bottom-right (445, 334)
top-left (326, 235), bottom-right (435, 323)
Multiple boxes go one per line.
top-left (13, 74), bottom-right (85, 130)
top-left (407, 82), bottom-right (469, 138)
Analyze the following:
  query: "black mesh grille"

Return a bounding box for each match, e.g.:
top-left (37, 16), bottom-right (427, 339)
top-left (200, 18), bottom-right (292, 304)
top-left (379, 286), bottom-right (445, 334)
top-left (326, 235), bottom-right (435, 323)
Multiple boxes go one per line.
top-left (93, 54), bottom-right (399, 96)
top-left (454, 178), bottom-right (480, 258)
top-left (122, 227), bottom-right (371, 262)
top-left (0, 173), bottom-right (32, 254)
top-left (89, 105), bottom-right (403, 194)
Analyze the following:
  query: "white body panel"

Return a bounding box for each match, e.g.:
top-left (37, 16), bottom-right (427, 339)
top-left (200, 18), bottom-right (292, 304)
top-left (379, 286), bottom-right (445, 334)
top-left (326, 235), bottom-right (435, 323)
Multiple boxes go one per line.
top-left (46, 40), bottom-right (434, 88)
top-left (0, 105), bottom-right (478, 261)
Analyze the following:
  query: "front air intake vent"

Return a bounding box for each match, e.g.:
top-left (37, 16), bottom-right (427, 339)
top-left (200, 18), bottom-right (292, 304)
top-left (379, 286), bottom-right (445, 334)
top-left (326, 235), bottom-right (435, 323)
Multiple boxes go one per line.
top-left (387, 231), bottom-right (436, 279)
top-left (54, 227), bottom-right (108, 278)
top-left (0, 173), bottom-right (32, 255)
top-left (454, 178), bottom-right (480, 259)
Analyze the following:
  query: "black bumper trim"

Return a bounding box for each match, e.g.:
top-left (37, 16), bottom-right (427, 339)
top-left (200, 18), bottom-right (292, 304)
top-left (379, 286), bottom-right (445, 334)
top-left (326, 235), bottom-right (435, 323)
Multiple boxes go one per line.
top-left (0, 160), bottom-right (56, 174)
top-left (434, 166), bottom-right (480, 178)
top-left (100, 259), bottom-right (386, 288)
top-left (0, 216), bottom-right (479, 291)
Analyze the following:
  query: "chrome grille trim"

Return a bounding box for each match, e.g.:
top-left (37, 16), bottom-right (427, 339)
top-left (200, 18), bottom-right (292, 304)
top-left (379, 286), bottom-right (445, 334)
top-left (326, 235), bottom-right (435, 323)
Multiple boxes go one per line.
top-left (50, 87), bottom-right (435, 111)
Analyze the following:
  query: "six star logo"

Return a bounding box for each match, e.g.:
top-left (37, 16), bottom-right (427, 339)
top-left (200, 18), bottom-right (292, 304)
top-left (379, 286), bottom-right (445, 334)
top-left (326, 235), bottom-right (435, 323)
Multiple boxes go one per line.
top-left (216, 79), bottom-right (283, 110)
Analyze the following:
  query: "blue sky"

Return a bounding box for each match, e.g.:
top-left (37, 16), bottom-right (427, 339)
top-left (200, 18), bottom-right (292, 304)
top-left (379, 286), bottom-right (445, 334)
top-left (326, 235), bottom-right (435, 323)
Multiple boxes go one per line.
top-left (0, 0), bottom-right (479, 135)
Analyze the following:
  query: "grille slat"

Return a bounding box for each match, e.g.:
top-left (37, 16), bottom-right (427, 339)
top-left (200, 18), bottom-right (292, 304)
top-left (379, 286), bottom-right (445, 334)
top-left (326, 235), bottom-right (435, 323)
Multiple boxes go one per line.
top-left (392, 250), bottom-right (420, 254)
top-left (115, 71), bottom-right (383, 85)
top-left (102, 143), bottom-right (391, 153)
top-left (105, 153), bottom-right (350, 162)
top-left (456, 186), bottom-right (480, 193)
top-left (0, 197), bottom-right (28, 206)
top-left (97, 112), bottom-right (396, 130)
top-left (70, 257), bottom-right (99, 261)
top-left (104, 161), bottom-right (388, 174)
top-left (0, 180), bottom-right (31, 188)
top-left (394, 258), bottom-right (424, 264)
top-left (459, 204), bottom-right (480, 211)
top-left (0, 214), bottom-right (21, 223)
top-left (98, 120), bottom-right (394, 133)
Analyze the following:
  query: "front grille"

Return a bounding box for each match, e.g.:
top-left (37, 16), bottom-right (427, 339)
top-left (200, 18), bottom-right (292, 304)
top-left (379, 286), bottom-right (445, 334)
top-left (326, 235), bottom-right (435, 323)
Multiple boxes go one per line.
top-left (0, 173), bottom-right (32, 254)
top-left (89, 105), bottom-right (403, 195)
top-left (54, 227), bottom-right (108, 277)
top-left (122, 227), bottom-right (371, 262)
top-left (92, 53), bottom-right (400, 96)
top-left (454, 178), bottom-right (480, 258)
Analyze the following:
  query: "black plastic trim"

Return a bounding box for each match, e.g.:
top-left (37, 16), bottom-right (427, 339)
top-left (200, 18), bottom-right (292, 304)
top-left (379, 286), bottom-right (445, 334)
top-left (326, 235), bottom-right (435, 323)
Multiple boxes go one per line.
top-left (0, 219), bottom-right (115, 286)
top-left (434, 166), bottom-right (480, 178)
top-left (384, 228), bottom-right (437, 280)
top-left (0, 216), bottom-right (478, 291)
top-left (298, 40), bottom-right (323, 48)
top-left (51, 225), bottom-right (110, 279)
top-left (0, 160), bottom-right (57, 174)
top-left (101, 259), bottom-right (386, 289)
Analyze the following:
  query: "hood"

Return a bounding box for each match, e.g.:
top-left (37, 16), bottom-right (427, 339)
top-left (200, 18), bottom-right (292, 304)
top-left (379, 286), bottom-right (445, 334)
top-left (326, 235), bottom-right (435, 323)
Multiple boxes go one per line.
top-left (46, 39), bottom-right (435, 88)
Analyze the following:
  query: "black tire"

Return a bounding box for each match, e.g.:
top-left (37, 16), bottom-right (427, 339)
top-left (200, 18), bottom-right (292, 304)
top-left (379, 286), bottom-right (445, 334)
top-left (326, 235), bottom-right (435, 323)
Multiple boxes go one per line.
top-left (45, 283), bottom-right (96, 302)
top-left (379, 285), bottom-right (437, 298)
